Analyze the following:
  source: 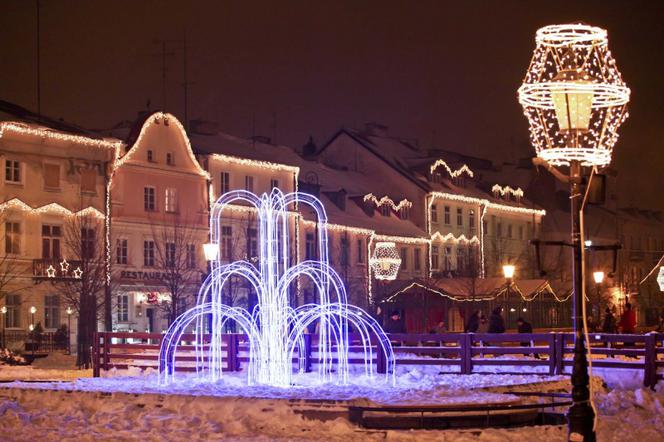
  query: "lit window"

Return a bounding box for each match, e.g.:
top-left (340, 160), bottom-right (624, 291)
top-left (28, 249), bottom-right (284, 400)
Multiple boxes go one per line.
top-left (117, 295), bottom-right (129, 322)
top-left (221, 226), bottom-right (232, 259)
top-left (430, 205), bottom-right (438, 223)
top-left (456, 208), bottom-right (463, 226)
top-left (165, 188), bottom-right (178, 213)
top-left (186, 244), bottom-right (196, 269)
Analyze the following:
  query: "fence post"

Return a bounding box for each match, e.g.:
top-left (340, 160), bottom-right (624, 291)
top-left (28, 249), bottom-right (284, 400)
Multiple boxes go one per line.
top-left (461, 333), bottom-right (472, 375)
top-left (644, 333), bottom-right (656, 388)
top-left (555, 333), bottom-right (565, 375)
top-left (102, 333), bottom-right (110, 372)
top-left (229, 334), bottom-right (240, 372)
top-left (303, 333), bottom-right (312, 373)
top-left (92, 332), bottom-right (100, 377)
top-left (549, 333), bottom-right (556, 376)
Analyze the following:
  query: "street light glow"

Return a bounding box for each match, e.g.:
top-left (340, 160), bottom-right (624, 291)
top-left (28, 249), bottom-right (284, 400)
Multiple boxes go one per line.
top-left (502, 264), bottom-right (516, 279)
top-left (593, 271), bottom-right (605, 284)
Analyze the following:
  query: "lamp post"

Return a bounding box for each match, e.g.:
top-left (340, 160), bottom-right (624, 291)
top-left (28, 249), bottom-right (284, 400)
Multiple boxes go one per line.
top-left (518, 24), bottom-right (630, 442)
top-left (1, 306), bottom-right (6, 348)
top-left (370, 242), bottom-right (402, 322)
top-left (593, 271), bottom-right (604, 325)
top-left (503, 265), bottom-right (516, 324)
top-left (66, 307), bottom-right (73, 354)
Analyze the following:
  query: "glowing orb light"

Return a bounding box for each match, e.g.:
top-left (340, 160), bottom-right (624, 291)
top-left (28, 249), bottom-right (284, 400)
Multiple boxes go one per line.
top-left (159, 189), bottom-right (395, 387)
top-left (657, 266), bottom-right (664, 292)
top-left (518, 24), bottom-right (630, 167)
top-left (370, 242), bottom-right (402, 281)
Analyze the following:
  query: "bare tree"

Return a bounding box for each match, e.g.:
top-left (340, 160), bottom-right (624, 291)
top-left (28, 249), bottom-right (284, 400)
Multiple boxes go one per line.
top-left (151, 214), bottom-right (206, 324)
top-left (57, 214), bottom-right (108, 368)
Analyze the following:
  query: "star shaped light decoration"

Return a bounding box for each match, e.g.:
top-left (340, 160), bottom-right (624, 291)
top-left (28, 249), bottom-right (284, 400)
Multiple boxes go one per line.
top-left (657, 266), bottom-right (664, 292)
top-left (73, 267), bottom-right (83, 279)
top-left (60, 259), bottom-right (70, 273)
top-left (46, 265), bottom-right (56, 278)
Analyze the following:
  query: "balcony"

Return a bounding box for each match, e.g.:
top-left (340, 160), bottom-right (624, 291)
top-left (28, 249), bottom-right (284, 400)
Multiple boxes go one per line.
top-left (33, 258), bottom-right (84, 281)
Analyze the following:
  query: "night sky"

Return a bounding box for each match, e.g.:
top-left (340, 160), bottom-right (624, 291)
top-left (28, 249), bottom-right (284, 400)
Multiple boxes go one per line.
top-left (1, 1), bottom-right (663, 209)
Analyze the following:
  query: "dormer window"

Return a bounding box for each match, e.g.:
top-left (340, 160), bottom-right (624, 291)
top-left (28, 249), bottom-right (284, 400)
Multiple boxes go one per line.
top-left (453, 176), bottom-right (466, 187)
top-left (147, 150), bottom-right (154, 162)
top-left (399, 206), bottom-right (410, 220)
top-left (431, 172), bottom-right (442, 184)
top-left (380, 205), bottom-right (391, 217)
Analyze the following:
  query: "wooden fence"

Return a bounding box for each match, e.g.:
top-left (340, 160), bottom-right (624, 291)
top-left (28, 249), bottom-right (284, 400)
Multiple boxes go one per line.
top-left (92, 331), bottom-right (664, 387)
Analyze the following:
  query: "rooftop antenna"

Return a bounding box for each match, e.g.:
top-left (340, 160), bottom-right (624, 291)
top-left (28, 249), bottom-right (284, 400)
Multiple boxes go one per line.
top-left (150, 39), bottom-right (176, 111)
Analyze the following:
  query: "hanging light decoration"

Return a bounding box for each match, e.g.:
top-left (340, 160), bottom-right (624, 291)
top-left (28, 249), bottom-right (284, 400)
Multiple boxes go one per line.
top-left (370, 242), bottom-right (402, 281)
top-left (518, 24), bottom-right (630, 167)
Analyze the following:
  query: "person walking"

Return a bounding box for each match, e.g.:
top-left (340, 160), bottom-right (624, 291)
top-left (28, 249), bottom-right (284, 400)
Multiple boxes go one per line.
top-left (602, 308), bottom-right (617, 334)
top-left (488, 307), bottom-right (505, 334)
top-left (464, 310), bottom-right (480, 333)
top-left (619, 303), bottom-right (636, 334)
top-left (517, 317), bottom-right (539, 358)
top-left (383, 310), bottom-right (406, 334)
top-left (656, 310), bottom-right (664, 333)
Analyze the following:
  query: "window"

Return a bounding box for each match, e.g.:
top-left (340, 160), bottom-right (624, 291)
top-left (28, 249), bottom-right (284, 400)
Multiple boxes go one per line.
top-left (444, 206), bottom-right (451, 225)
top-left (144, 240), bottom-right (155, 266)
top-left (507, 224), bottom-right (513, 239)
top-left (186, 244), bottom-right (196, 269)
top-left (456, 208), bottom-right (463, 226)
top-left (166, 152), bottom-right (174, 165)
top-left (245, 176), bottom-right (254, 192)
top-left (444, 247), bottom-right (452, 271)
top-left (147, 150), bottom-right (154, 162)
top-left (432, 245), bottom-right (439, 270)
top-left (456, 246), bottom-right (466, 273)
top-left (518, 225), bottom-right (524, 240)
top-left (400, 247), bottom-right (408, 270)
top-left (42, 225), bottom-right (61, 259)
top-left (380, 205), bottom-right (391, 217)
top-left (469, 209), bottom-right (475, 230)
top-left (165, 188), bottom-right (178, 213)
top-left (305, 233), bottom-right (315, 260)
top-left (44, 295), bottom-right (60, 329)
top-left (81, 228), bottom-right (96, 259)
top-left (5, 160), bottom-right (20, 183)
top-left (496, 222), bottom-right (503, 238)
top-left (166, 242), bottom-right (176, 267)
top-left (400, 207), bottom-right (410, 220)
top-left (117, 294), bottom-right (129, 322)
top-left (80, 168), bottom-right (96, 193)
top-left (414, 248), bottom-right (421, 271)
top-left (430, 205), bottom-right (438, 223)
top-left (220, 172), bottom-right (230, 194)
top-left (116, 239), bottom-right (128, 264)
top-left (340, 238), bottom-right (349, 266)
top-left (357, 238), bottom-right (364, 263)
top-left (44, 164), bottom-right (60, 189)
top-left (221, 226), bottom-right (232, 259)
top-left (247, 228), bottom-right (258, 259)
top-left (5, 222), bottom-right (20, 254)
top-left (270, 178), bottom-right (279, 190)
top-left (5, 294), bottom-right (20, 328)
top-left (144, 187), bottom-right (156, 211)
top-left (483, 219), bottom-right (488, 235)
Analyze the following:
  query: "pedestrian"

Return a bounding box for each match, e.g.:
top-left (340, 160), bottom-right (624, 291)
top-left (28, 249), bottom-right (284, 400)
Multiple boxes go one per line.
top-left (602, 307), bottom-right (617, 333)
top-left (431, 320), bottom-right (447, 334)
top-left (619, 303), bottom-right (636, 334)
top-left (517, 317), bottom-right (539, 358)
top-left (464, 310), bottom-right (481, 333)
top-left (477, 315), bottom-right (489, 333)
top-left (488, 306), bottom-right (505, 334)
top-left (656, 310), bottom-right (664, 333)
top-left (383, 310), bottom-right (406, 334)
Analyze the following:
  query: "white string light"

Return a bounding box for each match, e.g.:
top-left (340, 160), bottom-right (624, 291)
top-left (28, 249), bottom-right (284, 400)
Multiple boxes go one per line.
top-left (430, 232), bottom-right (480, 244)
top-left (211, 153), bottom-right (300, 174)
top-left (0, 122), bottom-right (122, 151)
top-left (429, 159), bottom-right (474, 178)
top-left (370, 242), bottom-right (402, 281)
top-left (0, 197), bottom-right (105, 219)
top-left (491, 184), bottom-right (524, 199)
top-left (363, 193), bottom-right (413, 211)
top-left (428, 192), bottom-right (546, 216)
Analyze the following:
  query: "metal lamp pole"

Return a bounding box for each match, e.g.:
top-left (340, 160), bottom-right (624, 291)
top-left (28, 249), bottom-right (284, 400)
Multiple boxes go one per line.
top-left (1, 306), bottom-right (6, 348)
top-left (66, 307), bottom-right (73, 354)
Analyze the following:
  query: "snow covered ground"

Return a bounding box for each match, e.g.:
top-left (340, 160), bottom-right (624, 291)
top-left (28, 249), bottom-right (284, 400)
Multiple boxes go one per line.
top-left (0, 363), bottom-right (662, 440)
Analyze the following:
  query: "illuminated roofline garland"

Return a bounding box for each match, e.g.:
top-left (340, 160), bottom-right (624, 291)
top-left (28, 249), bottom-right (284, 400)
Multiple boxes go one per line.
top-left (0, 198), bottom-right (105, 219)
top-left (430, 232), bottom-right (480, 244)
top-left (210, 153), bottom-right (300, 174)
top-left (363, 193), bottom-right (413, 211)
top-left (491, 185), bottom-right (524, 199)
top-left (0, 122), bottom-right (122, 151)
top-left (429, 159), bottom-right (474, 178)
top-left (428, 192), bottom-right (546, 216)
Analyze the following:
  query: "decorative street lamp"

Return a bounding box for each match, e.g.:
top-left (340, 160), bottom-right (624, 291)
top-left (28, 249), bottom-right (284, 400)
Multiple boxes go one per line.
top-left (518, 23), bottom-right (630, 442)
top-left (66, 307), bottom-right (73, 354)
top-left (370, 242), bottom-right (402, 281)
top-left (30, 306), bottom-right (37, 329)
top-left (1, 305), bottom-right (6, 348)
top-left (593, 271), bottom-right (604, 324)
top-left (203, 242), bottom-right (219, 262)
top-left (503, 265), bottom-right (516, 322)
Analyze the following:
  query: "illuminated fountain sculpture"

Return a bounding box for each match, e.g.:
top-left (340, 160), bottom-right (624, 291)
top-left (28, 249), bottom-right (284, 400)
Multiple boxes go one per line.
top-left (159, 189), bottom-right (395, 387)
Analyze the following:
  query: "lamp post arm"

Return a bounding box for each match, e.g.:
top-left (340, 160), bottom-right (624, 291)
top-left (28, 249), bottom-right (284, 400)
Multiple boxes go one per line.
top-left (532, 157), bottom-right (570, 184)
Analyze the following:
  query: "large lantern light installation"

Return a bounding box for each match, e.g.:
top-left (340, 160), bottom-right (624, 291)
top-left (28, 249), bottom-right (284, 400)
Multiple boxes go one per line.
top-left (518, 24), bottom-right (630, 442)
top-left (370, 242), bottom-right (402, 281)
top-left (159, 189), bottom-right (395, 387)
